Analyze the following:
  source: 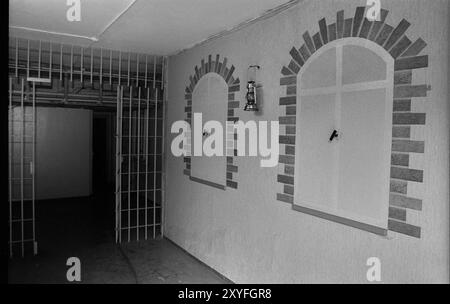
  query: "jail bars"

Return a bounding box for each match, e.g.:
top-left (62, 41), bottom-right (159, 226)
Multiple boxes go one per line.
top-left (8, 37), bottom-right (165, 106)
top-left (8, 77), bottom-right (37, 258)
top-left (115, 86), bottom-right (163, 243)
top-left (7, 37), bottom-right (166, 251)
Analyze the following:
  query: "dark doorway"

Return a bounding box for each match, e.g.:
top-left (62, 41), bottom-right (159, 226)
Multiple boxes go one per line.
top-left (92, 112), bottom-right (115, 236)
top-left (11, 109), bottom-right (117, 265)
top-left (93, 116), bottom-right (108, 193)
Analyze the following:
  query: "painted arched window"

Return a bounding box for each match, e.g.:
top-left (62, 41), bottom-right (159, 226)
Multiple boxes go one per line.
top-left (191, 72), bottom-right (228, 188)
top-left (294, 38), bottom-right (394, 231)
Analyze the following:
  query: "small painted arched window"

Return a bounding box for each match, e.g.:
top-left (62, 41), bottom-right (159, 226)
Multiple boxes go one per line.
top-left (294, 38), bottom-right (394, 233)
top-left (191, 72), bottom-right (228, 189)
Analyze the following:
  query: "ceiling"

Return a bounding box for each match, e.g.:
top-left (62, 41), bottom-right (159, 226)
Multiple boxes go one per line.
top-left (9, 0), bottom-right (294, 55)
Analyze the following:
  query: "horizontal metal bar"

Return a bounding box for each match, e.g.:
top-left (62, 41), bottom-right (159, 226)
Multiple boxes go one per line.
top-left (10, 199), bottom-right (33, 202)
top-left (118, 207), bottom-right (161, 212)
top-left (9, 44), bottom-right (162, 63)
top-left (8, 239), bottom-right (35, 244)
top-left (10, 92), bottom-right (162, 103)
top-left (9, 141), bottom-right (35, 144)
top-left (120, 154), bottom-right (163, 156)
top-left (117, 136), bottom-right (163, 138)
top-left (119, 224), bottom-right (161, 230)
top-left (9, 218), bottom-right (34, 223)
top-left (9, 64), bottom-right (164, 82)
top-left (117, 189), bottom-right (162, 193)
top-left (27, 77), bottom-right (51, 83)
top-left (119, 172), bottom-right (163, 174)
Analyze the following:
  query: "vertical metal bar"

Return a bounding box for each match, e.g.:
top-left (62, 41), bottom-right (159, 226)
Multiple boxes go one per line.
top-left (49, 43), bottom-right (53, 80)
top-left (15, 38), bottom-right (19, 78)
top-left (38, 41), bottom-right (42, 78)
top-left (27, 40), bottom-right (30, 79)
top-left (70, 45), bottom-right (73, 83)
top-left (100, 48), bottom-right (103, 84)
top-left (32, 82), bottom-right (36, 254)
top-left (60, 44), bottom-right (63, 81)
top-left (20, 78), bottom-right (24, 257)
top-left (90, 48), bottom-right (93, 84)
top-left (136, 54), bottom-right (139, 87)
top-left (115, 85), bottom-right (120, 243)
top-left (127, 53), bottom-right (131, 87)
top-left (153, 55), bottom-right (156, 89)
top-left (80, 47), bottom-right (83, 83)
top-left (161, 56), bottom-right (166, 238)
top-left (153, 88), bottom-right (158, 238)
top-left (109, 50), bottom-right (112, 85)
top-left (119, 86), bottom-right (124, 243)
top-left (118, 51), bottom-right (122, 86)
top-left (145, 88), bottom-right (149, 240)
top-left (136, 87), bottom-right (141, 241)
top-left (9, 78), bottom-right (13, 257)
top-left (128, 87), bottom-right (132, 242)
top-left (161, 56), bottom-right (164, 90)
top-left (145, 55), bottom-right (148, 88)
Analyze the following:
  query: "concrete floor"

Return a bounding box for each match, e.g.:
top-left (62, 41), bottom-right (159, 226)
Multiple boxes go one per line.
top-left (8, 193), bottom-right (231, 284)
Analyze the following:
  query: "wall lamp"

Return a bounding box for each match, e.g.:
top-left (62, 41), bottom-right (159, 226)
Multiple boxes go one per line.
top-left (244, 65), bottom-right (261, 111)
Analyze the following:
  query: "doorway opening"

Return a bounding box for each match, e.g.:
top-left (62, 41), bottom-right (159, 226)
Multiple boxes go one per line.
top-left (92, 111), bottom-right (116, 237)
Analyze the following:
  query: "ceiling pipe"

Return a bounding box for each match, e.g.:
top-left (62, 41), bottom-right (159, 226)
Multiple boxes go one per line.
top-left (9, 0), bottom-right (138, 45)
top-left (88, 0), bottom-right (139, 47)
top-left (9, 26), bottom-right (98, 41)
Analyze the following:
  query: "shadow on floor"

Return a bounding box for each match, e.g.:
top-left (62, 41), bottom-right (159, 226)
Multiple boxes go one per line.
top-left (8, 193), bottom-right (230, 284)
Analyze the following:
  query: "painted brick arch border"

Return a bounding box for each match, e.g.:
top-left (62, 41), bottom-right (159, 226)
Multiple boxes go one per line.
top-left (183, 55), bottom-right (240, 190)
top-left (276, 6), bottom-right (430, 238)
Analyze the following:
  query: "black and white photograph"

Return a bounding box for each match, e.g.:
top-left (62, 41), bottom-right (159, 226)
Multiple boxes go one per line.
top-left (5, 0), bottom-right (449, 289)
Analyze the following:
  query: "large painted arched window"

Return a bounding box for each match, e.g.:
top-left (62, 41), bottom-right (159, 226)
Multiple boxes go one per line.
top-left (294, 38), bottom-right (394, 230)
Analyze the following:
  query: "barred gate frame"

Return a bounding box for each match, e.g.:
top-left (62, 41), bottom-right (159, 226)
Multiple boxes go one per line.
top-left (115, 85), bottom-right (164, 243)
top-left (8, 77), bottom-right (38, 258)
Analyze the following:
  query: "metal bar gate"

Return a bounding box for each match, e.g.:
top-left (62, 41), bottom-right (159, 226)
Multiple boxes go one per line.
top-left (8, 37), bottom-right (166, 252)
top-left (8, 77), bottom-right (37, 258)
top-left (115, 85), bottom-right (164, 243)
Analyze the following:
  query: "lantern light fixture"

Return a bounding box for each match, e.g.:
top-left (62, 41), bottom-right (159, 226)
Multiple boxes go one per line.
top-left (244, 65), bottom-right (261, 111)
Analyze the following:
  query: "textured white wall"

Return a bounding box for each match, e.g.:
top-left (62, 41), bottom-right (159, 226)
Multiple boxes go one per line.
top-left (165, 0), bottom-right (449, 283)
